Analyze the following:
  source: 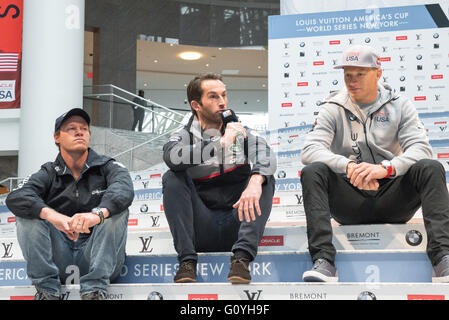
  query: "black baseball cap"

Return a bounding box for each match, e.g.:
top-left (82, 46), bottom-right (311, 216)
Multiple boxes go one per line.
top-left (54, 108), bottom-right (91, 132)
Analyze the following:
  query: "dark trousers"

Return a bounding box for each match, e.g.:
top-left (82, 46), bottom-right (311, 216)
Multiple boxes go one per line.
top-left (162, 170), bottom-right (275, 263)
top-left (132, 109), bottom-right (145, 131)
top-left (300, 159), bottom-right (449, 266)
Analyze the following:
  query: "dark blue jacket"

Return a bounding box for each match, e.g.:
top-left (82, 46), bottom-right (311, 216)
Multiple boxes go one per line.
top-left (6, 148), bottom-right (134, 219)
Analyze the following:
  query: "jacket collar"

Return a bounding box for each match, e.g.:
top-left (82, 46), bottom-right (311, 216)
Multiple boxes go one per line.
top-left (54, 148), bottom-right (110, 176)
top-left (325, 82), bottom-right (399, 118)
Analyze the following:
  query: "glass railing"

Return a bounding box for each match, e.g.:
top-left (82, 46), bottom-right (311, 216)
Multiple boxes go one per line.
top-left (0, 177), bottom-right (25, 194)
top-left (83, 84), bottom-right (191, 135)
top-left (0, 86), bottom-right (270, 191)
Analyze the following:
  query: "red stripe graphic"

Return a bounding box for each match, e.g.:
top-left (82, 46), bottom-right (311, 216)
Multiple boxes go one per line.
top-left (195, 164), bottom-right (247, 181)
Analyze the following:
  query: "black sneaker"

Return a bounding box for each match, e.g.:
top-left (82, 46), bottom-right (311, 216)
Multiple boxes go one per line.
top-left (81, 290), bottom-right (107, 300)
top-left (227, 256), bottom-right (251, 284)
top-left (174, 260), bottom-right (197, 283)
top-left (432, 255), bottom-right (449, 283)
top-left (302, 258), bottom-right (338, 282)
top-left (34, 290), bottom-right (60, 300)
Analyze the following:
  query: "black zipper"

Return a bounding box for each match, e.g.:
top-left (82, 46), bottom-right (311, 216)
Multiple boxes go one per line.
top-left (363, 118), bottom-right (376, 163)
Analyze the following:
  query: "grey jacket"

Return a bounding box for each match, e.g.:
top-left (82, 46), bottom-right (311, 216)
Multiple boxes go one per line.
top-left (300, 83), bottom-right (432, 176)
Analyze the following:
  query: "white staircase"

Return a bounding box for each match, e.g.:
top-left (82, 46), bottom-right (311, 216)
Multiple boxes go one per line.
top-left (1, 123), bottom-right (449, 300)
top-left (0, 162), bottom-right (447, 300)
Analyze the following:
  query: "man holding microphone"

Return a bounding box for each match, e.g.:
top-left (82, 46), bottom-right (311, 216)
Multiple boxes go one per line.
top-left (162, 73), bottom-right (276, 284)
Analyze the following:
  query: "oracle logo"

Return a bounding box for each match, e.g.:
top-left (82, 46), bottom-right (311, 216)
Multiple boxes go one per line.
top-left (414, 96), bottom-right (426, 101)
top-left (128, 219), bottom-right (138, 226)
top-left (431, 75), bottom-right (443, 80)
top-left (297, 82), bottom-right (308, 87)
top-left (379, 57), bottom-right (391, 62)
top-left (396, 36), bottom-right (408, 40)
top-left (259, 236), bottom-right (284, 247)
top-left (313, 61), bottom-right (324, 66)
top-left (281, 103), bottom-right (293, 108)
top-left (329, 40), bottom-right (340, 45)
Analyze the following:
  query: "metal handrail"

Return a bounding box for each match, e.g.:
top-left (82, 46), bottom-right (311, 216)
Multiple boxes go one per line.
top-left (83, 84), bottom-right (189, 135)
top-left (84, 84), bottom-right (185, 116)
top-left (82, 84), bottom-right (190, 167)
top-left (88, 92), bottom-right (185, 126)
top-left (0, 177), bottom-right (24, 193)
top-left (112, 125), bottom-right (183, 158)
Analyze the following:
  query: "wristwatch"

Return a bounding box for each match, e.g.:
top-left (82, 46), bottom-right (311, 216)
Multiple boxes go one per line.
top-left (380, 160), bottom-right (393, 178)
top-left (91, 207), bottom-right (105, 225)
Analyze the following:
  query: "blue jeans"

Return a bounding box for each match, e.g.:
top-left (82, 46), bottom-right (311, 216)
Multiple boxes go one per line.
top-left (16, 211), bottom-right (129, 297)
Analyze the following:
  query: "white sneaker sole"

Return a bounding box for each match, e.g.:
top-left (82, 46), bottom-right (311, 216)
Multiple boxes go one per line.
top-left (302, 270), bottom-right (338, 282)
top-left (432, 274), bottom-right (449, 283)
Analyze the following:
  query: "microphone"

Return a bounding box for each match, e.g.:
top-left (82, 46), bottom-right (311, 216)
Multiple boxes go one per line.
top-left (221, 109), bottom-right (239, 126)
top-left (221, 110), bottom-right (244, 156)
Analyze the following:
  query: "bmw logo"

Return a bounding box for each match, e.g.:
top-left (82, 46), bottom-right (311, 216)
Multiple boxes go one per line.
top-left (406, 230), bottom-right (423, 246)
top-left (433, 33), bottom-right (439, 39)
top-left (140, 204), bottom-right (148, 213)
top-left (416, 54), bottom-right (423, 60)
top-left (277, 171), bottom-right (286, 179)
top-left (357, 291), bottom-right (376, 300)
top-left (147, 291), bottom-right (164, 300)
top-left (300, 42), bottom-right (306, 47)
top-left (399, 76), bottom-right (406, 82)
top-left (365, 37), bottom-right (371, 43)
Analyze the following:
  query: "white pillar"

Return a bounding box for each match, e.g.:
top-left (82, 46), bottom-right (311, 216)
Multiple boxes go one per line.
top-left (18, 0), bottom-right (85, 177)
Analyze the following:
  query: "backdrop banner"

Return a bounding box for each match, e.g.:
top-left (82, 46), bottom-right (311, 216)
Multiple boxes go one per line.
top-left (0, 0), bottom-right (23, 109)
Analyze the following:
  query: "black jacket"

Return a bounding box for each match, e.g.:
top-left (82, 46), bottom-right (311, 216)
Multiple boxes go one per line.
top-left (163, 115), bottom-right (276, 210)
top-left (6, 148), bottom-right (134, 219)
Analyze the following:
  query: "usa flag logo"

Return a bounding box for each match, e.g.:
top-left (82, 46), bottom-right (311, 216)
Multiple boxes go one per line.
top-left (0, 53), bottom-right (19, 72)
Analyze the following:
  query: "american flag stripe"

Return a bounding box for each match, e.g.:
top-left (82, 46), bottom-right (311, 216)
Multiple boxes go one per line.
top-left (0, 53), bottom-right (19, 72)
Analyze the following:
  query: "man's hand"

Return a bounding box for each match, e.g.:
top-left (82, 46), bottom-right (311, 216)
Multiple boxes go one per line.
top-left (220, 122), bottom-right (246, 148)
top-left (40, 207), bottom-right (79, 241)
top-left (68, 213), bottom-right (101, 240)
top-left (233, 174), bottom-right (264, 222)
top-left (347, 162), bottom-right (387, 191)
top-left (40, 207), bottom-right (109, 242)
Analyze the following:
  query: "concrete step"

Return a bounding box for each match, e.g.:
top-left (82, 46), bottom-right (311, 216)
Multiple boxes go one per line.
top-left (0, 218), bottom-right (428, 261)
top-left (124, 220), bottom-right (428, 255)
top-left (2, 282), bottom-right (449, 300)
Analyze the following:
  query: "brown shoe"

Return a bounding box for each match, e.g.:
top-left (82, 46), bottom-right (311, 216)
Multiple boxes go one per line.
top-left (227, 256), bottom-right (251, 284)
top-left (174, 260), bottom-right (197, 283)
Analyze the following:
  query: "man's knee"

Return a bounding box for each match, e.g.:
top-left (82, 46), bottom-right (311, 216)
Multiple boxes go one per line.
top-left (300, 162), bottom-right (330, 182)
top-left (411, 159), bottom-right (445, 175)
top-left (16, 217), bottom-right (48, 240)
top-left (162, 170), bottom-right (190, 192)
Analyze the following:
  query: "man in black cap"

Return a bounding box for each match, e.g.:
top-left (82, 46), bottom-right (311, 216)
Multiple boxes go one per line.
top-left (6, 108), bottom-right (134, 300)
